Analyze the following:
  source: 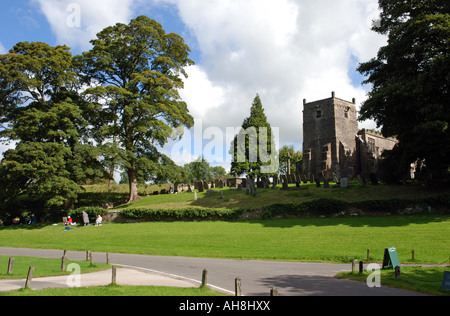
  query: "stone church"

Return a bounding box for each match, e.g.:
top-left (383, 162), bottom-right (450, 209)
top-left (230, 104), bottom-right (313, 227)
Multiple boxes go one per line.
top-left (301, 92), bottom-right (398, 181)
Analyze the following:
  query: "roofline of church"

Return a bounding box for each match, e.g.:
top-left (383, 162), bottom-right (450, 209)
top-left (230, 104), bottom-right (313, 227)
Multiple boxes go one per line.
top-left (303, 91), bottom-right (356, 106)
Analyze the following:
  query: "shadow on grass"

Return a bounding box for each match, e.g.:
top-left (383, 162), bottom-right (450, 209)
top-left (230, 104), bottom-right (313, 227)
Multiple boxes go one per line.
top-left (229, 214), bottom-right (450, 228)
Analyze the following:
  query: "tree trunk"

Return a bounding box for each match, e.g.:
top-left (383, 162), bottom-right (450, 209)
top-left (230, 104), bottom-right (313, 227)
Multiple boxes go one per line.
top-left (127, 165), bottom-right (140, 203)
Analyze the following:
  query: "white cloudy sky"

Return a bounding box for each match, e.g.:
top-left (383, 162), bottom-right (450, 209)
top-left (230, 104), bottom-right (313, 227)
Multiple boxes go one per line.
top-left (0, 0), bottom-right (387, 170)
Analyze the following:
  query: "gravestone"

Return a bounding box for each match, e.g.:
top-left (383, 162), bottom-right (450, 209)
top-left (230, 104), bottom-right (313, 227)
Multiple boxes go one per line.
top-left (197, 181), bottom-right (204, 192)
top-left (340, 178), bottom-right (348, 188)
top-left (369, 173), bottom-right (379, 185)
top-left (357, 175), bottom-right (366, 187)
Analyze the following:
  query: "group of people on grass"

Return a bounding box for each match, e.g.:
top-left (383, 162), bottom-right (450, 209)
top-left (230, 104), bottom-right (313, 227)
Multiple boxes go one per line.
top-left (63, 211), bottom-right (102, 227)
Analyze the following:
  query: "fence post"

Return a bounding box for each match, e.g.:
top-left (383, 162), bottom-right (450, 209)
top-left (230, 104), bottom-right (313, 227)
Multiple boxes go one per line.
top-left (202, 269), bottom-right (208, 287)
top-left (106, 253), bottom-right (110, 265)
top-left (359, 261), bottom-right (364, 274)
top-left (395, 266), bottom-right (401, 280)
top-left (235, 277), bottom-right (242, 297)
top-left (7, 258), bottom-right (14, 275)
top-left (25, 266), bottom-right (35, 289)
top-left (270, 288), bottom-right (278, 296)
top-left (111, 265), bottom-right (117, 285)
top-left (61, 256), bottom-right (66, 272)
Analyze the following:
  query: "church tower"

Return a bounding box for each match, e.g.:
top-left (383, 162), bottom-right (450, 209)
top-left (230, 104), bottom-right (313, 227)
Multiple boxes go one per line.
top-left (302, 92), bottom-right (359, 180)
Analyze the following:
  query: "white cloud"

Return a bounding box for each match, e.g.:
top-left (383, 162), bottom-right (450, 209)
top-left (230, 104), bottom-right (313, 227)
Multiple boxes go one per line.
top-left (28, 0), bottom-right (387, 170)
top-left (0, 41), bottom-right (6, 54)
top-left (164, 0), bottom-right (386, 154)
top-left (32, 0), bottom-right (134, 51)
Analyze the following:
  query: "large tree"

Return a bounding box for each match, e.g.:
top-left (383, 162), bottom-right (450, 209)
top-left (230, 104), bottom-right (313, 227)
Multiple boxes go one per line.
top-left (230, 95), bottom-right (277, 179)
top-left (0, 42), bottom-right (103, 219)
top-left (80, 16), bottom-right (194, 202)
top-left (358, 0), bottom-right (450, 180)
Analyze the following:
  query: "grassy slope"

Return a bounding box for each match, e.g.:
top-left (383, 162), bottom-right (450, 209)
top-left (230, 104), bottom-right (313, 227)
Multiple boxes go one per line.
top-left (84, 181), bottom-right (450, 211)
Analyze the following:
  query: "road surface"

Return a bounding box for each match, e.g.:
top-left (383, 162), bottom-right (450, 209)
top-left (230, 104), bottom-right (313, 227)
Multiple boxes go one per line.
top-left (0, 247), bottom-right (428, 296)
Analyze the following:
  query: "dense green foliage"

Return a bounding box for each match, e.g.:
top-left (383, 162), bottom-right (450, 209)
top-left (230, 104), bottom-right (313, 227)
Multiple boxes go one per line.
top-left (0, 16), bottom-right (194, 222)
top-left (359, 0), bottom-right (450, 181)
top-left (230, 95), bottom-right (277, 179)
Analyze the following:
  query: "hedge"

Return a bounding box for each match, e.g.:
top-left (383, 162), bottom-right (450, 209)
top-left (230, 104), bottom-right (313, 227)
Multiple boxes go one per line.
top-left (120, 207), bottom-right (248, 221)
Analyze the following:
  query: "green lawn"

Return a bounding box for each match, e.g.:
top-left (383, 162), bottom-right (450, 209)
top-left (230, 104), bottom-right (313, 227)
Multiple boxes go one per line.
top-left (0, 285), bottom-right (226, 296)
top-left (337, 266), bottom-right (450, 296)
top-left (1, 215), bottom-right (449, 264)
top-left (0, 256), bottom-right (110, 280)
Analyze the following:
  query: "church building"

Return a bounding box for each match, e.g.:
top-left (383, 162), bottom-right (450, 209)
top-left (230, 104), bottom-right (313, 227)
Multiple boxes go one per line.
top-left (301, 92), bottom-right (397, 181)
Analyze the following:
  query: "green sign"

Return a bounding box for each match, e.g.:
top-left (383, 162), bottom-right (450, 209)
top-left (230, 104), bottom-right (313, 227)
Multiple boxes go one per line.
top-left (443, 272), bottom-right (450, 291)
top-left (382, 247), bottom-right (401, 270)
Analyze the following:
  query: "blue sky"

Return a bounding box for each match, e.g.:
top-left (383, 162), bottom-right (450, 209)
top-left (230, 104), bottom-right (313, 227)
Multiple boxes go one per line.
top-left (0, 0), bottom-right (387, 171)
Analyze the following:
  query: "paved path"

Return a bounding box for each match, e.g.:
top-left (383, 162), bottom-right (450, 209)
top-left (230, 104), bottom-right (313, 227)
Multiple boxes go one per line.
top-left (0, 248), bottom-right (428, 296)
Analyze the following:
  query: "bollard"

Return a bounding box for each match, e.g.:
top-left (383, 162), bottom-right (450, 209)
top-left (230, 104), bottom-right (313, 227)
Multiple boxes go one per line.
top-left (61, 256), bottom-right (66, 272)
top-left (235, 278), bottom-right (242, 297)
top-left (7, 258), bottom-right (14, 275)
top-left (106, 253), bottom-right (110, 265)
top-left (412, 249), bottom-right (415, 261)
top-left (202, 269), bottom-right (208, 287)
top-left (359, 261), bottom-right (364, 274)
top-left (367, 249), bottom-right (370, 261)
top-left (111, 265), bottom-right (117, 285)
top-left (351, 259), bottom-right (358, 273)
top-left (395, 266), bottom-right (401, 280)
top-left (25, 266), bottom-right (35, 289)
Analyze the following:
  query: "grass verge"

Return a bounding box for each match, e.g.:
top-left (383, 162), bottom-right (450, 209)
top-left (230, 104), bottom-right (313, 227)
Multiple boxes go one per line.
top-left (0, 284), bottom-right (227, 296)
top-left (336, 266), bottom-right (450, 296)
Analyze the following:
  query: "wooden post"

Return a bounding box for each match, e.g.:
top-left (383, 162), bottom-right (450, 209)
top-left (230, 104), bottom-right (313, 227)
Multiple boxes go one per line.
top-left (359, 261), bottom-right (364, 274)
top-left (367, 249), bottom-right (370, 261)
top-left (202, 269), bottom-right (208, 287)
top-left (25, 266), bottom-right (35, 289)
top-left (86, 251), bottom-right (90, 261)
top-left (89, 252), bottom-right (93, 266)
top-left (7, 258), bottom-right (14, 275)
top-left (270, 288), bottom-right (278, 296)
top-left (111, 265), bottom-right (117, 285)
top-left (235, 277), bottom-right (242, 297)
top-left (395, 266), bottom-right (401, 280)
top-left (106, 253), bottom-right (110, 264)
top-left (351, 259), bottom-right (357, 272)
top-left (61, 256), bottom-right (66, 272)
top-left (412, 249), bottom-right (415, 261)
top-left (63, 250), bottom-right (67, 257)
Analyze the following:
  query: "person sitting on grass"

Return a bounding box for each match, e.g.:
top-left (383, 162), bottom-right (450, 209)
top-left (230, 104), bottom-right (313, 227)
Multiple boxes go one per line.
top-left (95, 215), bottom-right (103, 226)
